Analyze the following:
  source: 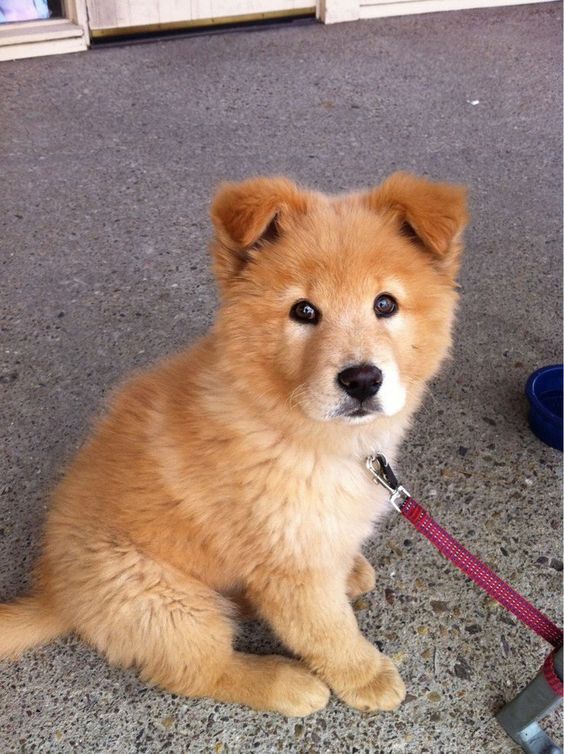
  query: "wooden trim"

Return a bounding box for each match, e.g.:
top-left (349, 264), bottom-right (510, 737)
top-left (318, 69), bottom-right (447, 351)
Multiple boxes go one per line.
top-left (0, 18), bottom-right (66, 30)
top-left (0, 34), bottom-right (86, 61)
top-left (63, 0), bottom-right (90, 44)
top-left (90, 7), bottom-right (315, 38)
top-left (359, 0), bottom-right (555, 15)
top-left (317, 0), bottom-right (360, 22)
top-left (319, 0), bottom-right (557, 21)
top-left (0, 19), bottom-right (83, 46)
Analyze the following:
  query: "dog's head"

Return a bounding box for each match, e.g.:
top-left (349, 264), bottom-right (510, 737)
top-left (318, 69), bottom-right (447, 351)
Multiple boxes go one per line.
top-left (210, 173), bottom-right (467, 426)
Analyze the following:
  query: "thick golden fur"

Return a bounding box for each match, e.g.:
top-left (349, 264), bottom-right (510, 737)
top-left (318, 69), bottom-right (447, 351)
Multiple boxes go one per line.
top-left (0, 173), bottom-right (468, 716)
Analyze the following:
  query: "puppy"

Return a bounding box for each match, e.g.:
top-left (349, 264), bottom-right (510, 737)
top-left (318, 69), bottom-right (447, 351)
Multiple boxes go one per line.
top-left (0, 173), bottom-right (467, 716)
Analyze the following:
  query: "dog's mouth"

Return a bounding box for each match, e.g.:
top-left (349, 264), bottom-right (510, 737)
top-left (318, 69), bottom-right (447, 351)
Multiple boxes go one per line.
top-left (334, 400), bottom-right (381, 422)
top-left (348, 407), bottom-right (371, 418)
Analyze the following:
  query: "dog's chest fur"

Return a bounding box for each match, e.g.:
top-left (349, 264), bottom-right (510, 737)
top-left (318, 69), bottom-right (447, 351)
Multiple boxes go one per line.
top-left (237, 447), bottom-right (390, 570)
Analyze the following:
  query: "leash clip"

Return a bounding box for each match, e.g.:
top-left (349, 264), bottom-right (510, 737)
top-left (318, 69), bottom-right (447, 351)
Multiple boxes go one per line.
top-left (365, 454), bottom-right (410, 512)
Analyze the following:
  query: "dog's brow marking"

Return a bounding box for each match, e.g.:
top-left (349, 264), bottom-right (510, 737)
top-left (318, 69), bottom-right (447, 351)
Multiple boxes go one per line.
top-left (381, 278), bottom-right (407, 301)
top-left (279, 286), bottom-right (306, 303)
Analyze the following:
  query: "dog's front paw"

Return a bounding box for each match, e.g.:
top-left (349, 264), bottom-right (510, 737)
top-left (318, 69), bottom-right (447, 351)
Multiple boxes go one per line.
top-left (347, 553), bottom-right (376, 599)
top-left (336, 655), bottom-right (406, 712)
top-left (269, 659), bottom-right (331, 717)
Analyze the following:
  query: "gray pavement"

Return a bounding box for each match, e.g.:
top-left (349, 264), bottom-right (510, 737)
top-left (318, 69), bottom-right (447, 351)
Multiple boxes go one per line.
top-left (0, 3), bottom-right (562, 752)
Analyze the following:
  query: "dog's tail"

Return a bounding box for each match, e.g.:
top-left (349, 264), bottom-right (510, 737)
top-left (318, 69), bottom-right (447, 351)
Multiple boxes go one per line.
top-left (0, 594), bottom-right (68, 659)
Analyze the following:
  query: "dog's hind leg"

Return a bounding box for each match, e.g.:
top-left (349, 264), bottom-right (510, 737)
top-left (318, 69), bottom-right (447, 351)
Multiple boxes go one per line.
top-left (72, 550), bottom-right (329, 716)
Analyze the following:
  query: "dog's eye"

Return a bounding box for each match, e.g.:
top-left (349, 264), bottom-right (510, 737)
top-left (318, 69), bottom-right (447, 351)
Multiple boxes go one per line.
top-left (290, 300), bottom-right (320, 325)
top-left (374, 294), bottom-right (398, 318)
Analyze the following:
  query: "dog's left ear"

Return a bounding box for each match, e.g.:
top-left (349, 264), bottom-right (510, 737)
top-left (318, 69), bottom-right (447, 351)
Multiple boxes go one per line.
top-left (365, 172), bottom-right (469, 276)
top-left (210, 176), bottom-right (308, 290)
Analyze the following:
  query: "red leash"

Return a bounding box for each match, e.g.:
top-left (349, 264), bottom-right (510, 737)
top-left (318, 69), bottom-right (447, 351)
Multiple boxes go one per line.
top-left (366, 454), bottom-right (563, 695)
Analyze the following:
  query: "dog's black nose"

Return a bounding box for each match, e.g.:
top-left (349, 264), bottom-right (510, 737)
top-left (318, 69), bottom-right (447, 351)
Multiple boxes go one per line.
top-left (337, 364), bottom-right (383, 402)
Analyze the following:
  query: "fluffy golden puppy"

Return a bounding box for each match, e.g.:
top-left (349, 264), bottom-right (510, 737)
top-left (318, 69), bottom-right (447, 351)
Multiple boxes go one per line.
top-left (0, 173), bottom-right (467, 716)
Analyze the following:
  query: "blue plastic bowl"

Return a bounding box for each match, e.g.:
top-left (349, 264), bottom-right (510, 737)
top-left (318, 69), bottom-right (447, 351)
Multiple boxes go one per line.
top-left (525, 365), bottom-right (563, 451)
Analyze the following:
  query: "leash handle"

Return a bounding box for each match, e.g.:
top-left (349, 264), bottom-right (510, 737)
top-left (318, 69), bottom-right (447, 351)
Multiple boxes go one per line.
top-left (366, 455), bottom-right (564, 650)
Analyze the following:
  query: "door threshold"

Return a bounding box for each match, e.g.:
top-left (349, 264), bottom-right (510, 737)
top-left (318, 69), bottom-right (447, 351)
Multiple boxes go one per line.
top-left (90, 11), bottom-right (316, 47)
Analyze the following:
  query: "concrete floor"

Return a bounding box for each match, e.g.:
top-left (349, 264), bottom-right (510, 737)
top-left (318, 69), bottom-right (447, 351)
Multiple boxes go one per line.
top-left (1, 3), bottom-right (562, 752)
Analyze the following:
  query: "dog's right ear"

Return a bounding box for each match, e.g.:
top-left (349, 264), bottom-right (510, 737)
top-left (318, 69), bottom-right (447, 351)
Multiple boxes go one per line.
top-left (364, 172), bottom-right (468, 278)
top-left (210, 177), bottom-right (307, 290)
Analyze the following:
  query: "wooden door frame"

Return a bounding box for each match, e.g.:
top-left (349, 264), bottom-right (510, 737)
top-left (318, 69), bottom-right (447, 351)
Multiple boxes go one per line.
top-left (64, 0), bottom-right (90, 40)
top-left (0, 0), bottom-right (89, 61)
